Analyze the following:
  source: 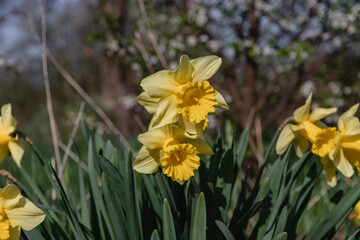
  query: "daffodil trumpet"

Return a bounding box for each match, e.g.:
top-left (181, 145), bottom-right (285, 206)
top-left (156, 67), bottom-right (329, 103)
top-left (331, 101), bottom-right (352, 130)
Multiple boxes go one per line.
top-left (132, 124), bottom-right (213, 182)
top-left (137, 55), bottom-right (229, 137)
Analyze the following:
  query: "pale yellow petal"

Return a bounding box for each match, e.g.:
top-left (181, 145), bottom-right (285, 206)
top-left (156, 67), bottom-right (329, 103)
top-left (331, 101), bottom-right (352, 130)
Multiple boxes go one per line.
top-left (172, 55), bottom-right (194, 84)
top-left (0, 145), bottom-right (9, 163)
top-left (140, 70), bottom-right (178, 98)
top-left (293, 93), bottom-right (312, 122)
top-left (190, 55), bottom-right (222, 82)
top-left (149, 95), bottom-right (179, 129)
top-left (333, 148), bottom-right (354, 177)
top-left (1, 104), bottom-right (17, 128)
top-left (215, 92), bottom-right (229, 110)
top-left (8, 141), bottom-right (24, 167)
top-left (276, 124), bottom-right (295, 155)
top-left (137, 92), bottom-right (160, 114)
top-left (320, 157), bottom-right (337, 187)
top-left (138, 128), bottom-right (167, 150)
top-left (342, 135), bottom-right (360, 151)
top-left (308, 107), bottom-right (337, 122)
top-left (339, 117), bottom-right (360, 136)
top-left (338, 103), bottom-right (359, 131)
top-left (5, 198), bottom-right (45, 231)
top-left (177, 118), bottom-right (205, 139)
top-left (8, 225), bottom-right (20, 240)
top-left (293, 136), bottom-right (309, 158)
top-left (184, 138), bottom-right (213, 155)
top-left (0, 185), bottom-right (22, 210)
top-left (132, 146), bottom-right (160, 174)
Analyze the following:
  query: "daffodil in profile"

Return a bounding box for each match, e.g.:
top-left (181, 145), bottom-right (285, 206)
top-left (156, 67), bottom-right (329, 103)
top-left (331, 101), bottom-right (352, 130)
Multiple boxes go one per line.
top-left (0, 184), bottom-right (46, 240)
top-left (310, 103), bottom-right (360, 186)
top-left (0, 104), bottom-right (24, 166)
top-left (137, 55), bottom-right (229, 134)
top-left (132, 125), bottom-right (213, 182)
top-left (276, 93), bottom-right (337, 157)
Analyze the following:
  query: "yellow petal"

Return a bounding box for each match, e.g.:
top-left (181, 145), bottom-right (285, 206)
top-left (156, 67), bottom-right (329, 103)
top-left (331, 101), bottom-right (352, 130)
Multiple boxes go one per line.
top-left (293, 93), bottom-right (312, 122)
top-left (149, 95), bottom-right (179, 129)
top-left (184, 138), bottom-right (213, 155)
top-left (320, 157), bottom-right (337, 187)
top-left (293, 136), bottom-right (309, 157)
top-left (339, 117), bottom-right (360, 136)
top-left (138, 127), bottom-right (168, 150)
top-left (8, 141), bottom-right (24, 167)
top-left (338, 103), bottom-right (359, 131)
top-left (137, 92), bottom-right (160, 114)
top-left (140, 70), bottom-right (178, 98)
top-left (0, 145), bottom-right (9, 163)
top-left (215, 92), bottom-right (229, 110)
top-left (333, 148), bottom-right (354, 177)
top-left (132, 146), bottom-right (160, 174)
top-left (308, 107), bottom-right (337, 122)
top-left (172, 55), bottom-right (194, 84)
top-left (177, 118), bottom-right (205, 139)
top-left (1, 104), bottom-right (17, 128)
top-left (276, 124), bottom-right (296, 155)
top-left (5, 198), bottom-right (45, 231)
top-left (342, 135), bottom-right (360, 151)
top-left (0, 185), bottom-right (22, 210)
top-left (190, 55), bottom-right (222, 82)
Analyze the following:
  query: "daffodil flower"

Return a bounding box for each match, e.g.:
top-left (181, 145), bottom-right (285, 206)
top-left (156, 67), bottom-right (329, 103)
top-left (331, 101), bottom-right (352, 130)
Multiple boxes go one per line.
top-left (311, 103), bottom-right (360, 186)
top-left (132, 125), bottom-right (213, 182)
top-left (276, 93), bottom-right (337, 157)
top-left (0, 184), bottom-right (45, 240)
top-left (0, 104), bottom-right (24, 166)
top-left (137, 55), bottom-right (229, 135)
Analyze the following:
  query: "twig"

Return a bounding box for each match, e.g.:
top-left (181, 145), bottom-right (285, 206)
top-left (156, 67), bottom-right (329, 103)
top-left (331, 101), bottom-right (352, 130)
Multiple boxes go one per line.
top-left (0, 170), bottom-right (17, 182)
top-left (134, 31), bottom-right (154, 73)
top-left (137, 0), bottom-right (169, 69)
top-left (255, 116), bottom-right (263, 164)
top-left (59, 102), bottom-right (85, 182)
top-left (40, 0), bottom-right (61, 173)
top-left (278, 116), bottom-right (294, 131)
top-left (58, 141), bottom-right (89, 173)
top-left (26, 5), bottom-right (133, 152)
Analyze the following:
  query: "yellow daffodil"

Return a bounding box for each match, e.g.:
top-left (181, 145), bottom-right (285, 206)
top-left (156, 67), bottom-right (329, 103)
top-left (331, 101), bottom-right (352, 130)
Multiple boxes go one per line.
top-left (276, 93), bottom-right (337, 157)
top-left (132, 124), bottom-right (213, 182)
top-left (310, 103), bottom-right (360, 186)
top-left (0, 184), bottom-right (45, 240)
top-left (0, 104), bottom-right (24, 166)
top-left (137, 55), bottom-right (229, 135)
top-left (350, 200), bottom-right (360, 227)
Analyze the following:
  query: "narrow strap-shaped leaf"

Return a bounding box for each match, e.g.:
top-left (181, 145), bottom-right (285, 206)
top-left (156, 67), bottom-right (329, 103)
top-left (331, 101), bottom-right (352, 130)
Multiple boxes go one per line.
top-left (150, 229), bottom-right (160, 240)
top-left (163, 199), bottom-right (177, 240)
top-left (143, 175), bottom-right (163, 219)
top-left (124, 150), bottom-right (142, 240)
top-left (190, 193), bottom-right (207, 240)
top-left (273, 207), bottom-right (287, 237)
top-left (234, 127), bottom-right (249, 168)
top-left (272, 232), bottom-right (287, 240)
top-left (215, 220), bottom-right (235, 240)
top-left (305, 183), bottom-right (360, 240)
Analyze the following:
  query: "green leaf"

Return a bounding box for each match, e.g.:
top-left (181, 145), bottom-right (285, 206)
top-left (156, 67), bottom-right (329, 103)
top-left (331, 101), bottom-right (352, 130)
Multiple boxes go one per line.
top-left (143, 175), bottom-right (163, 219)
top-left (272, 232), bottom-right (287, 240)
top-left (215, 220), bottom-right (235, 240)
top-left (190, 193), bottom-right (206, 240)
top-left (88, 138), bottom-right (114, 239)
top-left (234, 127), bottom-right (249, 168)
top-left (163, 199), bottom-right (177, 240)
top-left (305, 183), bottom-right (360, 240)
top-left (273, 207), bottom-right (287, 236)
top-left (150, 229), bottom-right (160, 240)
top-left (99, 155), bottom-right (128, 239)
top-left (123, 150), bottom-right (142, 240)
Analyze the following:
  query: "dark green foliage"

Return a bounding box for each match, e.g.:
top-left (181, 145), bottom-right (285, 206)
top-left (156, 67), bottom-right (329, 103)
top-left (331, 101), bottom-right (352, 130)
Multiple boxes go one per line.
top-left (14, 125), bottom-right (360, 239)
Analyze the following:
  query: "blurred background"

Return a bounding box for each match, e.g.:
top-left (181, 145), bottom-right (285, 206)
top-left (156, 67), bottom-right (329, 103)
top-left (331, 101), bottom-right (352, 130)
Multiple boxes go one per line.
top-left (0, 0), bottom-right (360, 156)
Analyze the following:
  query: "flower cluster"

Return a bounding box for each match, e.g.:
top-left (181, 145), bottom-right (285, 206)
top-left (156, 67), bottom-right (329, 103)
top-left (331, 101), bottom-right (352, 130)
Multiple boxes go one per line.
top-left (133, 55), bottom-right (229, 182)
top-left (276, 93), bottom-right (360, 187)
top-left (0, 104), bottom-right (46, 240)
